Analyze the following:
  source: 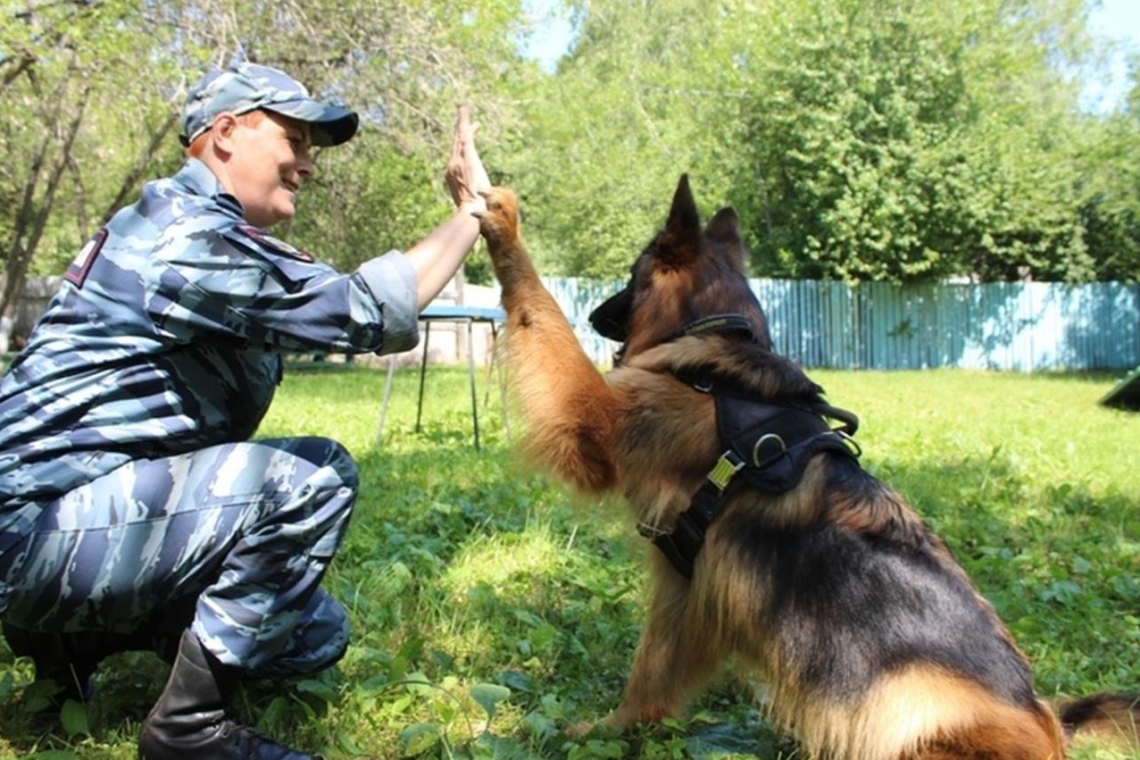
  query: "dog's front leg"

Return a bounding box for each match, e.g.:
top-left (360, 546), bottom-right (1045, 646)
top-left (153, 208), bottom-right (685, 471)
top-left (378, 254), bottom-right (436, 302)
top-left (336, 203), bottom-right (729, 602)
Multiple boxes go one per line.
top-left (477, 188), bottom-right (621, 493)
top-left (607, 554), bottom-right (724, 729)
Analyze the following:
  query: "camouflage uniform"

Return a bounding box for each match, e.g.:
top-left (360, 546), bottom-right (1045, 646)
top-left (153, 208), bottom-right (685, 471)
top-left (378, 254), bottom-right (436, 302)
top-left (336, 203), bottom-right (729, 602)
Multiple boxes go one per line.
top-left (0, 157), bottom-right (418, 673)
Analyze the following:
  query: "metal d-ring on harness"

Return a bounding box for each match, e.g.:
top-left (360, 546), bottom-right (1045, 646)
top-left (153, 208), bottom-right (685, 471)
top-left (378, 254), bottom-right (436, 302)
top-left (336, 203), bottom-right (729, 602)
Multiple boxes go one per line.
top-left (636, 314), bottom-right (862, 579)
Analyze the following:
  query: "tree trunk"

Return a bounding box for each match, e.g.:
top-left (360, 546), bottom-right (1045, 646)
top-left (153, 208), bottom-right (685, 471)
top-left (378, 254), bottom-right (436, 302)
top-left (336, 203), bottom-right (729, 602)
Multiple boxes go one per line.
top-left (98, 109), bottom-right (180, 227)
top-left (0, 61), bottom-right (89, 329)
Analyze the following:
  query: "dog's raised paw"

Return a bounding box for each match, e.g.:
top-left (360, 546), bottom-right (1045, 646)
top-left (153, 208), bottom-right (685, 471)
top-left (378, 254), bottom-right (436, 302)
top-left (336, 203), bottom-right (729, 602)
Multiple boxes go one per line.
top-left (476, 187), bottom-right (520, 245)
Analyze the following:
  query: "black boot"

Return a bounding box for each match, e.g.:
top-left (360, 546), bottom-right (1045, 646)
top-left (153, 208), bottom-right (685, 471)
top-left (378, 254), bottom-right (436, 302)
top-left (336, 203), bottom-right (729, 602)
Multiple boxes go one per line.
top-left (137, 629), bottom-right (315, 760)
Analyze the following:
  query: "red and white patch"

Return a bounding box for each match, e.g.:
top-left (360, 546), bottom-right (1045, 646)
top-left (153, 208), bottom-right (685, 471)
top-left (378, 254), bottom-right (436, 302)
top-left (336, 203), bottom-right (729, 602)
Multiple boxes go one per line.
top-left (236, 224), bottom-right (314, 262)
top-left (65, 228), bottom-right (109, 287)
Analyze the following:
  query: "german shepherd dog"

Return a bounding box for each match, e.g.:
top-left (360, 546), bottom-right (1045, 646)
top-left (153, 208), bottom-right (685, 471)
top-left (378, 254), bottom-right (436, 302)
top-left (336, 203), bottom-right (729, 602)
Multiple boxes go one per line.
top-left (475, 177), bottom-right (1138, 759)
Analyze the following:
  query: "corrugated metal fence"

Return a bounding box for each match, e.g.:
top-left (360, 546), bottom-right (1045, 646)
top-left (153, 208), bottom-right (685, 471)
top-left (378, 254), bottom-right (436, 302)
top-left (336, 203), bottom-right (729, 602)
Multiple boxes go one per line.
top-left (7, 276), bottom-right (1137, 372)
top-left (542, 278), bottom-right (1140, 371)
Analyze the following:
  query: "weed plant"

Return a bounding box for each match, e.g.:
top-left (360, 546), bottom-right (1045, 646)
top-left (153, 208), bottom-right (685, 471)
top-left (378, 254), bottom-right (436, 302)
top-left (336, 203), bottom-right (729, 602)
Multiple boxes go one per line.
top-left (1, 367), bottom-right (1137, 759)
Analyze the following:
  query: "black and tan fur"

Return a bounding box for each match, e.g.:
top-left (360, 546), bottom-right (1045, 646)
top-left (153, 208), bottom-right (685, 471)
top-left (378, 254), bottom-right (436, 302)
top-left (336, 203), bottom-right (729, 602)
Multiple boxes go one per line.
top-left (475, 177), bottom-right (1138, 759)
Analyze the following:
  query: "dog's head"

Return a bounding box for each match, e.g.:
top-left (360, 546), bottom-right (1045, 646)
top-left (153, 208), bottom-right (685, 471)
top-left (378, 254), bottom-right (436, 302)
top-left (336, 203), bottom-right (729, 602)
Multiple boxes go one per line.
top-left (589, 175), bottom-right (772, 363)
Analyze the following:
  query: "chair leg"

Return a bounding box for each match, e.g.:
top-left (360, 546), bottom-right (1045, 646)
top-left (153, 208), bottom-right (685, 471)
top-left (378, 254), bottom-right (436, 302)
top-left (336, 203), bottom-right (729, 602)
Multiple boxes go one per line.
top-left (492, 323), bottom-right (509, 437)
top-left (375, 355), bottom-right (397, 445)
top-left (466, 319), bottom-right (480, 450)
top-left (415, 322), bottom-right (432, 433)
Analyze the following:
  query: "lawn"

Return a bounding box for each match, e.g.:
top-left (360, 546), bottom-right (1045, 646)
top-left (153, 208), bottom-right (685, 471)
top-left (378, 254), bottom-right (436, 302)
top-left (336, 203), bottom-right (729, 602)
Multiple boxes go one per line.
top-left (1, 365), bottom-right (1138, 759)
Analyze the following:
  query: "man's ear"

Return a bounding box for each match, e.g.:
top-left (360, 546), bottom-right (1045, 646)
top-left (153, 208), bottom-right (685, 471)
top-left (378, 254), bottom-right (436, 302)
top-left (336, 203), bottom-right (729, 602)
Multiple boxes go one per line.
top-left (209, 113), bottom-right (240, 153)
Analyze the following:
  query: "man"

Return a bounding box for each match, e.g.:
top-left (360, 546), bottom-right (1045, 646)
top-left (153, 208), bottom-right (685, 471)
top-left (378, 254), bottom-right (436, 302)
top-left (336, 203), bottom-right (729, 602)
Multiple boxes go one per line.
top-left (0, 61), bottom-right (490, 760)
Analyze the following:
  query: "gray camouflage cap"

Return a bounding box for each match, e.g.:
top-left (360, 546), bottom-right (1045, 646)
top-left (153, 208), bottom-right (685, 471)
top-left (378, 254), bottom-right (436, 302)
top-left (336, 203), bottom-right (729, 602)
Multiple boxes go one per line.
top-left (181, 62), bottom-right (359, 148)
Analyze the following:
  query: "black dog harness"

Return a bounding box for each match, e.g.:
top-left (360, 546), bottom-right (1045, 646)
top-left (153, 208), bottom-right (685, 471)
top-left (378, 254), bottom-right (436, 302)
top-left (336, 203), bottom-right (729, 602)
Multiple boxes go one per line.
top-left (635, 315), bottom-right (862, 579)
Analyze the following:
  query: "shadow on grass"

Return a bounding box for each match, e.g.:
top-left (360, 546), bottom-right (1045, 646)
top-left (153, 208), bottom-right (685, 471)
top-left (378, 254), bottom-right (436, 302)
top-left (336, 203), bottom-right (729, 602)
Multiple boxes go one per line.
top-left (330, 440), bottom-right (796, 758)
top-left (2, 418), bottom-right (1136, 759)
top-left (328, 433), bottom-right (1140, 757)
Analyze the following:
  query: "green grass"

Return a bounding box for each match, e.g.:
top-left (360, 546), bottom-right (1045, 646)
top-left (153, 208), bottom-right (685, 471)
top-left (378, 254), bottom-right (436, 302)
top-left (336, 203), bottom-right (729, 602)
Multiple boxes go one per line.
top-left (1, 367), bottom-right (1139, 759)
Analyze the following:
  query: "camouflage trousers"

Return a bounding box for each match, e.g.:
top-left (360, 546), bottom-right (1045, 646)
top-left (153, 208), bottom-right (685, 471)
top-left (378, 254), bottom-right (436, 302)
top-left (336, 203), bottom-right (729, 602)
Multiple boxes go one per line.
top-left (0, 437), bottom-right (356, 677)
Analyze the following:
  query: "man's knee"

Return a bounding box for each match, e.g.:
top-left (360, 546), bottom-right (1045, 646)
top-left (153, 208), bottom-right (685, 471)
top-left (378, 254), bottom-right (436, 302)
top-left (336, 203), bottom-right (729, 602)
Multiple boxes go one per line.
top-left (247, 591), bottom-right (350, 678)
top-left (324, 438), bottom-right (359, 493)
top-left (289, 436), bottom-right (359, 490)
top-left (255, 437), bottom-right (358, 538)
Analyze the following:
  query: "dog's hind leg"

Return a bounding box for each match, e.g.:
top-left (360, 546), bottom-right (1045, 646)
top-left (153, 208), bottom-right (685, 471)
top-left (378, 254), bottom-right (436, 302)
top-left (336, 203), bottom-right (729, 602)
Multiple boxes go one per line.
top-left (607, 557), bottom-right (726, 729)
top-left (477, 188), bottom-right (622, 493)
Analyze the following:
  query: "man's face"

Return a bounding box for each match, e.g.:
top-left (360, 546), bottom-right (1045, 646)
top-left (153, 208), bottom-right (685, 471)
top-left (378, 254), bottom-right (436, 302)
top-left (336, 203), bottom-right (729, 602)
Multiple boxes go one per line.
top-left (226, 111), bottom-right (314, 228)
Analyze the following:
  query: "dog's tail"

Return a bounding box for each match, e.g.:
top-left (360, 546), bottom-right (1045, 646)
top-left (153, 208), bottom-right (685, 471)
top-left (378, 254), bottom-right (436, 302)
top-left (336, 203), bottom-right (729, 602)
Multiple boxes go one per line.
top-left (1059, 692), bottom-right (1140, 751)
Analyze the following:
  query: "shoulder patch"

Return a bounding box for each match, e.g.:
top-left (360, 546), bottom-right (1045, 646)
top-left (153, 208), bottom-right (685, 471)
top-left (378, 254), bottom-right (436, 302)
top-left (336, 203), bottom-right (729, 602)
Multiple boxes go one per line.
top-left (234, 224), bottom-right (314, 262)
top-left (65, 228), bottom-right (109, 287)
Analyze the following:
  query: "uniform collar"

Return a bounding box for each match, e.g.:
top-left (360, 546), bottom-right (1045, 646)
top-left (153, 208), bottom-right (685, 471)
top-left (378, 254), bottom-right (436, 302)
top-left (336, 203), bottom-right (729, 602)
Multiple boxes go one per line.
top-left (174, 158), bottom-right (245, 219)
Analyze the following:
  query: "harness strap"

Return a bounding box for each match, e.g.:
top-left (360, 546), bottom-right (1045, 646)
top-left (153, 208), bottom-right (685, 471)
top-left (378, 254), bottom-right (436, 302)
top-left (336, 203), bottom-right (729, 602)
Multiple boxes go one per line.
top-left (615, 313), bottom-right (755, 367)
top-left (666, 314), bottom-right (755, 341)
top-left (642, 376), bottom-right (861, 579)
top-left (640, 450), bottom-right (745, 579)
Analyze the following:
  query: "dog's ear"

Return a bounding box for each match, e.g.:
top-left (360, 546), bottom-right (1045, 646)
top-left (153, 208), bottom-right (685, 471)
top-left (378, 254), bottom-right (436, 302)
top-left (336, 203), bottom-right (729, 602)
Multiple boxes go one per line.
top-left (706, 207), bottom-right (746, 272)
top-left (706, 207), bottom-right (740, 243)
top-left (657, 174), bottom-right (703, 266)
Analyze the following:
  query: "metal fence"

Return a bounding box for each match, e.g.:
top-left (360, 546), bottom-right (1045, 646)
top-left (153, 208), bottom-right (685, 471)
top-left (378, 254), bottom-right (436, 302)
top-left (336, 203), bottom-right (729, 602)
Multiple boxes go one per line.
top-left (542, 277), bottom-right (1140, 372)
top-left (8, 275), bottom-right (1138, 372)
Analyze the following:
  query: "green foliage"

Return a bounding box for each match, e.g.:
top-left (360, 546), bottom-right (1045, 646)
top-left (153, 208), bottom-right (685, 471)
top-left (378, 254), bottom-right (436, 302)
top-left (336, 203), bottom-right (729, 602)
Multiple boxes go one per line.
top-left (1075, 110), bottom-right (1140, 282)
top-left (509, 0), bottom-right (1136, 283)
top-left (5, 0), bottom-right (1140, 292)
top-left (2, 367), bottom-right (1138, 759)
top-left (0, 0), bottom-right (186, 278)
top-left (739, 0), bottom-right (967, 280)
top-left (0, 0), bottom-right (534, 295)
top-left (501, 0), bottom-right (742, 278)
top-left (734, 0), bottom-right (1097, 283)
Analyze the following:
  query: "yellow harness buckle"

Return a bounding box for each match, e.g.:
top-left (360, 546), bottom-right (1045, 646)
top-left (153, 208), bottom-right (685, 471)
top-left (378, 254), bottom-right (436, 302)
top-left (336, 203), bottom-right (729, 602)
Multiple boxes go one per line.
top-left (707, 452), bottom-right (745, 492)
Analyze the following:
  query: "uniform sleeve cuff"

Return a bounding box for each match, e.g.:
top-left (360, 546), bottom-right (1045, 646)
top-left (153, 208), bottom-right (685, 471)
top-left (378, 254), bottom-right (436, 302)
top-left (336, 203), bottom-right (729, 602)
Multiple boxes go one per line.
top-left (356, 251), bottom-right (420, 354)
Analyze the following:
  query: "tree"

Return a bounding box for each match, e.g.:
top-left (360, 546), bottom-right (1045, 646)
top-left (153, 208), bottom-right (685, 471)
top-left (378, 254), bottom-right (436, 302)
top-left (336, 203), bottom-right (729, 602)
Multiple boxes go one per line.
top-left (735, 0), bottom-right (1098, 283)
top-left (501, 0), bottom-right (756, 278)
top-left (3, 0), bottom-right (1134, 304)
top-left (0, 0), bottom-right (180, 349)
top-left (0, 0), bottom-right (532, 347)
top-left (499, 0), bottom-right (1117, 283)
top-left (1076, 58), bottom-right (1140, 282)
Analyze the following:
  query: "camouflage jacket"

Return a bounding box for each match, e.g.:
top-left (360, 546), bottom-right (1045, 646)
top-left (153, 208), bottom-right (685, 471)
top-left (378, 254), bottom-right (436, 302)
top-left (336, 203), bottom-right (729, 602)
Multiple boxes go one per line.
top-left (0, 159), bottom-right (419, 531)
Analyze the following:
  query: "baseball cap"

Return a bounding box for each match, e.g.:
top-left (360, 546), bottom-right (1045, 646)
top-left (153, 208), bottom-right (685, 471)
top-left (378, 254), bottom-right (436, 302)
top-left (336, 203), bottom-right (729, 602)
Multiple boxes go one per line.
top-left (180, 62), bottom-right (359, 148)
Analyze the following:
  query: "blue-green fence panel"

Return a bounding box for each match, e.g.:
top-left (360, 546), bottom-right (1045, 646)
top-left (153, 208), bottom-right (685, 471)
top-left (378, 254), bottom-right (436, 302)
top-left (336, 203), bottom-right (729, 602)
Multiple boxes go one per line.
top-left (540, 277), bottom-right (625, 365)
top-left (538, 277), bottom-right (1140, 372)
